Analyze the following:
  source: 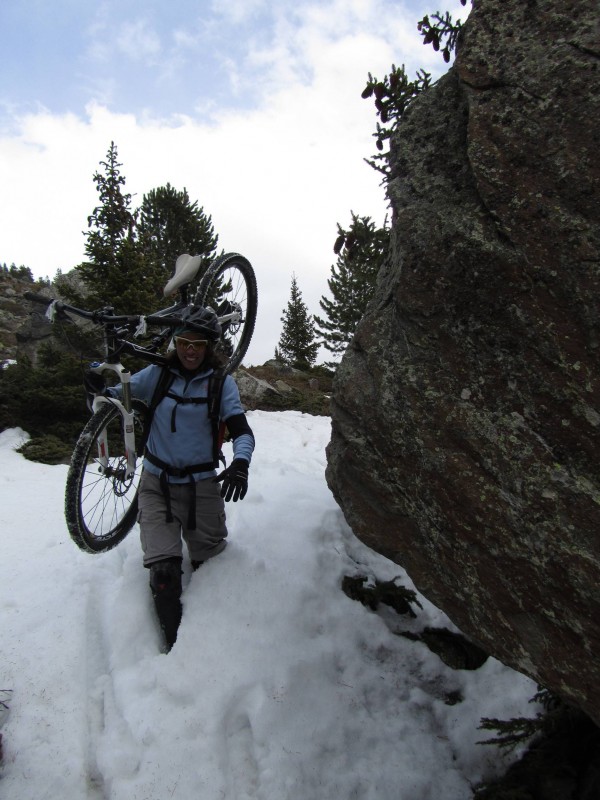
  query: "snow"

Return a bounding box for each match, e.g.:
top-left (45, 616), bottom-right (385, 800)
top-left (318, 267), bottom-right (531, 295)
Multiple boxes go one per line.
top-left (0, 411), bottom-right (538, 799)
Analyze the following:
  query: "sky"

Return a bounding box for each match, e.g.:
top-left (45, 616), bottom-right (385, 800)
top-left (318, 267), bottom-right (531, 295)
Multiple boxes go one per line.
top-left (0, 412), bottom-right (539, 799)
top-left (0, 0), bottom-right (471, 365)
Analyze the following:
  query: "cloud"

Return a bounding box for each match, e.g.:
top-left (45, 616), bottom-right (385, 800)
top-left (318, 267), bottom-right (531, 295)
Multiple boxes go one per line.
top-left (209, 0), bottom-right (269, 27)
top-left (0, 0), bottom-right (466, 364)
top-left (116, 19), bottom-right (162, 62)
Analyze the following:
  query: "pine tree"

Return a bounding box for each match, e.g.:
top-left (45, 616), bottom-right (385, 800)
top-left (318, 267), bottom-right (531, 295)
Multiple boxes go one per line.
top-left (277, 274), bottom-right (319, 370)
top-left (315, 213), bottom-right (389, 358)
top-left (73, 142), bottom-right (164, 312)
top-left (137, 183), bottom-right (218, 281)
top-left (78, 140), bottom-right (134, 300)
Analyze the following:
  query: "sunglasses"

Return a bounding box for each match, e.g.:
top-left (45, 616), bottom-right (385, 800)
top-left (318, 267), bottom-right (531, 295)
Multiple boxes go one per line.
top-left (174, 336), bottom-right (208, 351)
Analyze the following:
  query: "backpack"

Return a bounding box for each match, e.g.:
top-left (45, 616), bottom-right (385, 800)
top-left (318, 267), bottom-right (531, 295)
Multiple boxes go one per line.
top-left (137, 365), bottom-right (228, 468)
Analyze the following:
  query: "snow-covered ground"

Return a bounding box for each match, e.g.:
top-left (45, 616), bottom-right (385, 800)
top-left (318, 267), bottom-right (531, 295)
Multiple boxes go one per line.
top-left (0, 411), bottom-right (538, 799)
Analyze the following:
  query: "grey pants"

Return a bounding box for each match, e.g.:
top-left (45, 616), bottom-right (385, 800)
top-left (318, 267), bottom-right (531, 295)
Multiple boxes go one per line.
top-left (137, 470), bottom-right (228, 566)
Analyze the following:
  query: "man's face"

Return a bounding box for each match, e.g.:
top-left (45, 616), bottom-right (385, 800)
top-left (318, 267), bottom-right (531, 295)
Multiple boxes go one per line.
top-left (174, 332), bottom-right (208, 369)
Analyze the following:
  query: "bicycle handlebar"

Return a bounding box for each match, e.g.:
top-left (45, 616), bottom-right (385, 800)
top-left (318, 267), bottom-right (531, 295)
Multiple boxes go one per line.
top-left (24, 291), bottom-right (181, 330)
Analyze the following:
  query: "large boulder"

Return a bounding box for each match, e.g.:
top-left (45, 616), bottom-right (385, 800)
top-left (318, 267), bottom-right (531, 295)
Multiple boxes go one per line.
top-left (234, 369), bottom-right (284, 409)
top-left (327, 0), bottom-right (600, 723)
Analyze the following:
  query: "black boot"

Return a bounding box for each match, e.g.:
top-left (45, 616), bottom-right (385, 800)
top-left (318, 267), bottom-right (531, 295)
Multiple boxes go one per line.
top-left (149, 558), bottom-right (183, 652)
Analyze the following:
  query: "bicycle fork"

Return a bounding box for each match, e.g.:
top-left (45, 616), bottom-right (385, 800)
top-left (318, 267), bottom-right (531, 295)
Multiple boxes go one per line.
top-left (90, 362), bottom-right (138, 480)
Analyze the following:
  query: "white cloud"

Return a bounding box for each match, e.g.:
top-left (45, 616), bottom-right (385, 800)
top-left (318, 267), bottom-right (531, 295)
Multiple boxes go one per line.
top-left (209, 0), bottom-right (269, 26)
top-left (116, 19), bottom-right (162, 62)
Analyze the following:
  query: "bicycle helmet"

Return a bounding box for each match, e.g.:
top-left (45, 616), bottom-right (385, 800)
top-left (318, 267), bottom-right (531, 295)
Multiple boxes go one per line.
top-left (173, 305), bottom-right (221, 341)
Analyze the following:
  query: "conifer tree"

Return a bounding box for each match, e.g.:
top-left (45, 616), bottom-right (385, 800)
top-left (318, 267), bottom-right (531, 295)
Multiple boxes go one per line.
top-left (137, 183), bottom-right (218, 280)
top-left (73, 142), bottom-right (163, 312)
top-left (277, 274), bottom-right (319, 370)
top-left (315, 213), bottom-right (389, 358)
top-left (78, 140), bottom-right (134, 300)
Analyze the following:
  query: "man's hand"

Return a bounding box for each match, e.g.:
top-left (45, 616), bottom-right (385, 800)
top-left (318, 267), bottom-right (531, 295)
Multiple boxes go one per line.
top-left (215, 459), bottom-right (249, 502)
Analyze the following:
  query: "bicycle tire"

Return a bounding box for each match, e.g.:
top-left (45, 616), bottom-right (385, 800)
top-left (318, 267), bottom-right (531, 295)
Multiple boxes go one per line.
top-left (196, 252), bottom-right (257, 373)
top-left (65, 400), bottom-right (147, 553)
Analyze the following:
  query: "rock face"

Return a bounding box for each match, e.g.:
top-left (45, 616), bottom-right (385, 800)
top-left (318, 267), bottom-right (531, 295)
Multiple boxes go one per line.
top-left (0, 275), bottom-right (41, 363)
top-left (1, 272), bottom-right (87, 365)
top-left (234, 369), bottom-right (285, 408)
top-left (327, 0), bottom-right (600, 723)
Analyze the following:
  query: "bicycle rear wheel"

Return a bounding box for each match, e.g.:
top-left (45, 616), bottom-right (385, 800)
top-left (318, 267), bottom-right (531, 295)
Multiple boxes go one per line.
top-left (65, 401), bottom-right (147, 553)
top-left (196, 252), bottom-right (257, 373)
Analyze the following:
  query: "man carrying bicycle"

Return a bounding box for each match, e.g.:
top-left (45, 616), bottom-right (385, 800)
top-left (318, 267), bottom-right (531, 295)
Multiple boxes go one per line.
top-left (88, 305), bottom-right (255, 652)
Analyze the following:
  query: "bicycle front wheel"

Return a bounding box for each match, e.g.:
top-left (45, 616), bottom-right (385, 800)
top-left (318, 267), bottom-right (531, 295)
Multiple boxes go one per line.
top-left (196, 252), bottom-right (257, 373)
top-left (65, 401), bottom-right (147, 553)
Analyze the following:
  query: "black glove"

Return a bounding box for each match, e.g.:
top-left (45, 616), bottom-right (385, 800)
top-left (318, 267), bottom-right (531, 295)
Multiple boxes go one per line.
top-left (215, 459), bottom-right (249, 502)
top-left (83, 370), bottom-right (106, 411)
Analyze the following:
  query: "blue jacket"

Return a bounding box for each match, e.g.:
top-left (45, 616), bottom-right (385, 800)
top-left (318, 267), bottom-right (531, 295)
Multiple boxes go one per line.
top-left (110, 363), bottom-right (254, 483)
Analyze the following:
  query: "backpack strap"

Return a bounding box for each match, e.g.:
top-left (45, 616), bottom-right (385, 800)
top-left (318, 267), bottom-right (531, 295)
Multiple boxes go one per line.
top-left (144, 450), bottom-right (218, 476)
top-left (161, 367), bottom-right (227, 464)
top-left (207, 367), bottom-right (227, 466)
top-left (139, 365), bottom-right (226, 457)
top-left (137, 366), bottom-right (175, 456)
top-left (164, 391), bottom-right (208, 433)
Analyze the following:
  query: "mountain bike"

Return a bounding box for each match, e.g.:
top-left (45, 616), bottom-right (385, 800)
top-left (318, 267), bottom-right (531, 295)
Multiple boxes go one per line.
top-left (24, 252), bottom-right (257, 555)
